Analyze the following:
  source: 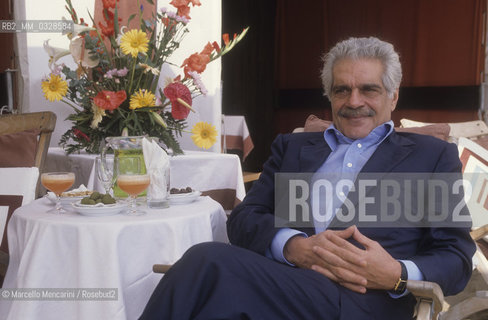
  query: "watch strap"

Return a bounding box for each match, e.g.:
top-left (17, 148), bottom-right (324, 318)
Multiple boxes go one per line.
top-left (393, 261), bottom-right (408, 294)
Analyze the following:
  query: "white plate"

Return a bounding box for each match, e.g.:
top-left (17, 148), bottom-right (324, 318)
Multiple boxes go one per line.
top-left (168, 191), bottom-right (202, 205)
top-left (71, 201), bottom-right (127, 216)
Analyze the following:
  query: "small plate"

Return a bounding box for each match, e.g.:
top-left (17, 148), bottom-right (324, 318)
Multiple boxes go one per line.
top-left (71, 201), bottom-right (127, 216)
top-left (168, 191), bottom-right (202, 205)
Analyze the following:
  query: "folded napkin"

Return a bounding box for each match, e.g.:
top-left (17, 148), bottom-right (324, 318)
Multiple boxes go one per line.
top-left (142, 138), bottom-right (170, 201)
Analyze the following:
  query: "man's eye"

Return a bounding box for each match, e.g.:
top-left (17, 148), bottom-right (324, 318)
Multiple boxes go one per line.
top-left (361, 86), bottom-right (382, 95)
top-left (333, 87), bottom-right (349, 95)
top-left (363, 88), bottom-right (375, 92)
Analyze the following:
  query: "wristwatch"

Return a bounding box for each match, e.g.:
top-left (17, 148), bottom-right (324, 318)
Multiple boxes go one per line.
top-left (393, 261), bottom-right (408, 294)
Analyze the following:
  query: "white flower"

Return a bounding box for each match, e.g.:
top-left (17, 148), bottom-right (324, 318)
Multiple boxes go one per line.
top-left (43, 40), bottom-right (70, 71)
top-left (62, 17), bottom-right (95, 39)
top-left (69, 36), bottom-right (100, 68)
top-left (139, 63), bottom-right (160, 75)
top-left (188, 71), bottom-right (207, 95)
top-left (116, 26), bottom-right (128, 46)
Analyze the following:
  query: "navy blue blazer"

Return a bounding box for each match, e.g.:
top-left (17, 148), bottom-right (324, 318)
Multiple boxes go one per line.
top-left (228, 130), bottom-right (476, 296)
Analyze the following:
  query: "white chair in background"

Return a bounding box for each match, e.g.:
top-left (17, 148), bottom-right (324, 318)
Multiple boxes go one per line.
top-left (0, 167), bottom-right (39, 283)
top-left (0, 167), bottom-right (40, 206)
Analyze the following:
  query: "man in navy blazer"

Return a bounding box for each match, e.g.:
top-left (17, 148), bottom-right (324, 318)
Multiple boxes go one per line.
top-left (140, 37), bottom-right (476, 320)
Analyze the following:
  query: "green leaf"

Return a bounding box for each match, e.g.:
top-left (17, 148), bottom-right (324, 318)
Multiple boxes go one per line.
top-left (127, 13), bottom-right (136, 26)
top-left (114, 5), bottom-right (120, 37)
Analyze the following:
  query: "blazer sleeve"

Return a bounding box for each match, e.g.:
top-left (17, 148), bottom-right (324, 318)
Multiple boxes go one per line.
top-left (410, 142), bottom-right (476, 296)
top-left (227, 134), bottom-right (288, 254)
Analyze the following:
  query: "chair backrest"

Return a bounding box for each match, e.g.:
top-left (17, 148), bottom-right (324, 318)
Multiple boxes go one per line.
top-left (400, 118), bottom-right (488, 141)
top-left (0, 111), bottom-right (56, 197)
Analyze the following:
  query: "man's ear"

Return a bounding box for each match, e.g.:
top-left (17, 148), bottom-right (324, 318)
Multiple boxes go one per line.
top-left (391, 89), bottom-right (399, 111)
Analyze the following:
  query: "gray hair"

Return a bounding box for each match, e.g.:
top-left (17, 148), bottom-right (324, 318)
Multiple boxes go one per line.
top-left (321, 37), bottom-right (402, 99)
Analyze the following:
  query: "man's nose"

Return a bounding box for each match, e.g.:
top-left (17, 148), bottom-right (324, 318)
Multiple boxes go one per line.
top-left (347, 88), bottom-right (364, 107)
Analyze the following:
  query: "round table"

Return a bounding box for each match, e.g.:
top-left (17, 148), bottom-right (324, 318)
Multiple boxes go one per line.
top-left (0, 196), bottom-right (228, 320)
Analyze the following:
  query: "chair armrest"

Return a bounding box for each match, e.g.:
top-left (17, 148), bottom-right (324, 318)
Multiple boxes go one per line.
top-left (243, 171), bottom-right (261, 184)
top-left (407, 280), bottom-right (445, 320)
top-left (153, 264), bottom-right (172, 274)
top-left (471, 224), bottom-right (488, 241)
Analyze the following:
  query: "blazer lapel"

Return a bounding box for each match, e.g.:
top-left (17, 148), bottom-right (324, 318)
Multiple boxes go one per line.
top-left (299, 137), bottom-right (331, 172)
top-left (361, 131), bottom-right (416, 173)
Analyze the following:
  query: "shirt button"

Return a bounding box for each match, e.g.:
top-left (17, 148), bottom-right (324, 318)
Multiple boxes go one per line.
top-left (357, 143), bottom-right (362, 148)
top-left (339, 191), bottom-right (345, 196)
top-left (347, 162), bottom-right (352, 168)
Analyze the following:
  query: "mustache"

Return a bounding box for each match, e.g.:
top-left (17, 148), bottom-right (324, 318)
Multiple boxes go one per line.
top-left (338, 107), bottom-right (376, 118)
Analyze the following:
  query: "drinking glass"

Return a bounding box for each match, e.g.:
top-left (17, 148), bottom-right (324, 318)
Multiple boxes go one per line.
top-left (41, 172), bottom-right (75, 214)
top-left (115, 156), bottom-right (150, 215)
top-left (96, 156), bottom-right (114, 195)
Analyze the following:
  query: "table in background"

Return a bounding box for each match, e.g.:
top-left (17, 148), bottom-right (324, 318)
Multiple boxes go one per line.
top-left (0, 196), bottom-right (227, 320)
top-left (222, 115), bottom-right (254, 161)
top-left (47, 148), bottom-right (246, 210)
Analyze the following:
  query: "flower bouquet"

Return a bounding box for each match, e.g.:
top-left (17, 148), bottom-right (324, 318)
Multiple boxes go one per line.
top-left (42, 0), bottom-right (247, 154)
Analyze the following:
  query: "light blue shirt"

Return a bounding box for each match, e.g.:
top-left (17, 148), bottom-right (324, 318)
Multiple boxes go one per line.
top-left (267, 121), bottom-right (423, 295)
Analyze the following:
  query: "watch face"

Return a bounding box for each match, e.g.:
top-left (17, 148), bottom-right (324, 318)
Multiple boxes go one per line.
top-left (394, 279), bottom-right (407, 293)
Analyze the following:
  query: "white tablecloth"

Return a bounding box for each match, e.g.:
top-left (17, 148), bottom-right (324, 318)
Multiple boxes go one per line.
top-left (0, 196), bottom-right (228, 320)
top-left (46, 148), bottom-right (246, 210)
top-left (222, 115), bottom-right (254, 161)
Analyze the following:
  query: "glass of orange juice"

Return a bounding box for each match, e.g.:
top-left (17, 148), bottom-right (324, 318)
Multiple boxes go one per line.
top-left (41, 172), bottom-right (75, 213)
top-left (115, 157), bottom-right (150, 215)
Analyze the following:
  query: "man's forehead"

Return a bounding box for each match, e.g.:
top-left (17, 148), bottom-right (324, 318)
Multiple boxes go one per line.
top-left (332, 58), bottom-right (384, 86)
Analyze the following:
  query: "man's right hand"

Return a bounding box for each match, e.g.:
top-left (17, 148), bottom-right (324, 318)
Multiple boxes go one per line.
top-left (283, 226), bottom-right (368, 293)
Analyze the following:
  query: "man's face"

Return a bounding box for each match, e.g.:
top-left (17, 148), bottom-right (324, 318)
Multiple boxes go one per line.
top-left (330, 58), bottom-right (399, 139)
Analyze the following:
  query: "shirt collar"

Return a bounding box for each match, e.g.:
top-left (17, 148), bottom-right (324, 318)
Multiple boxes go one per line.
top-left (324, 120), bottom-right (394, 151)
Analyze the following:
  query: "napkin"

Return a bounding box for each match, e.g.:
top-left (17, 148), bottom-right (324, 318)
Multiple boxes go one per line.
top-left (46, 184), bottom-right (90, 200)
top-left (142, 138), bottom-right (170, 201)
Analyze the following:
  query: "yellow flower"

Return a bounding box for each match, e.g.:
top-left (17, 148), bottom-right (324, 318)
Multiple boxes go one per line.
top-left (129, 89), bottom-right (156, 109)
top-left (120, 29), bottom-right (149, 57)
top-left (90, 103), bottom-right (106, 129)
top-left (41, 74), bottom-right (68, 101)
top-left (191, 121), bottom-right (217, 149)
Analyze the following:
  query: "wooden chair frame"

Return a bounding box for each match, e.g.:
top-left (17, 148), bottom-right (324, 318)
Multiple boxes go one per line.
top-left (0, 111), bottom-right (57, 197)
top-left (408, 225), bottom-right (488, 320)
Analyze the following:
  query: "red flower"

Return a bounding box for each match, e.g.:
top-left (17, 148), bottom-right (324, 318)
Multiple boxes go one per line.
top-left (163, 82), bottom-right (192, 120)
top-left (98, 5), bottom-right (121, 37)
top-left (201, 42), bottom-right (215, 56)
top-left (93, 90), bottom-right (127, 111)
top-left (173, 0), bottom-right (201, 5)
top-left (177, 6), bottom-right (191, 19)
top-left (181, 42), bottom-right (218, 77)
top-left (223, 34), bottom-right (230, 46)
top-left (212, 41), bottom-right (221, 53)
top-left (73, 128), bottom-right (90, 142)
top-left (181, 53), bottom-right (210, 77)
top-left (170, 0), bottom-right (201, 19)
top-left (170, 0), bottom-right (189, 6)
top-left (101, 0), bottom-right (117, 9)
top-left (99, 21), bottom-right (114, 37)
